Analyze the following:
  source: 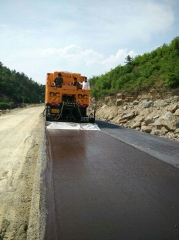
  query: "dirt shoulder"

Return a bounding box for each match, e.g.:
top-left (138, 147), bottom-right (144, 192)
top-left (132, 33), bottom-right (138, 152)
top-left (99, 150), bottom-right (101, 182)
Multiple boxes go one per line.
top-left (0, 106), bottom-right (45, 239)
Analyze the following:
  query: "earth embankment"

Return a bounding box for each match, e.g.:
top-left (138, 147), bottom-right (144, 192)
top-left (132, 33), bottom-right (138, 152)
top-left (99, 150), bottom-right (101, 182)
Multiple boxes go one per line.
top-left (0, 106), bottom-right (44, 239)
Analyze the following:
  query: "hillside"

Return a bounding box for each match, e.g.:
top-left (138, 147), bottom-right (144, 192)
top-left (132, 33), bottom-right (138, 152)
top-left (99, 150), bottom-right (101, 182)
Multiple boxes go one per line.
top-left (0, 62), bottom-right (45, 109)
top-left (89, 36), bottom-right (179, 99)
top-left (87, 37), bottom-right (179, 142)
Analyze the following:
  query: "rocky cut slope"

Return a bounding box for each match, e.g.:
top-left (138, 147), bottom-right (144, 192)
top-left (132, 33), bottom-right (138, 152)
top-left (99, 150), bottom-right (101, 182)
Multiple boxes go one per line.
top-left (89, 91), bottom-right (179, 142)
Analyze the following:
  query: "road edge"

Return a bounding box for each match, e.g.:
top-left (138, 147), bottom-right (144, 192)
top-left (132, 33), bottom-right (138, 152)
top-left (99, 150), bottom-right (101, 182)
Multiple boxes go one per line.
top-left (27, 113), bottom-right (47, 240)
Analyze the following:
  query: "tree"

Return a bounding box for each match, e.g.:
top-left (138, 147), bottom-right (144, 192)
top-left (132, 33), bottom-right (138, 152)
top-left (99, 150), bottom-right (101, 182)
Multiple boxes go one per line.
top-left (0, 62), bottom-right (45, 104)
top-left (170, 37), bottom-right (179, 51)
top-left (125, 55), bottom-right (133, 64)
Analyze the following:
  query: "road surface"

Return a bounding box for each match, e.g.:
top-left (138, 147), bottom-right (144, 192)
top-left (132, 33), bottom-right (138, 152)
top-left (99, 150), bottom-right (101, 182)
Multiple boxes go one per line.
top-left (43, 120), bottom-right (179, 240)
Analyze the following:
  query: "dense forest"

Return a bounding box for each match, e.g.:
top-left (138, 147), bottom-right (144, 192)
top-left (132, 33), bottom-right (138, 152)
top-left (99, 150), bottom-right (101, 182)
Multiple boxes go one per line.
top-left (89, 37), bottom-right (179, 99)
top-left (0, 62), bottom-right (45, 109)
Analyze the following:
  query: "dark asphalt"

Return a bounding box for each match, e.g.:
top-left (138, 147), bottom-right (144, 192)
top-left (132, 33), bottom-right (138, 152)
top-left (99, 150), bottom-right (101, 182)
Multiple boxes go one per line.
top-left (96, 120), bottom-right (179, 168)
top-left (44, 125), bottom-right (179, 240)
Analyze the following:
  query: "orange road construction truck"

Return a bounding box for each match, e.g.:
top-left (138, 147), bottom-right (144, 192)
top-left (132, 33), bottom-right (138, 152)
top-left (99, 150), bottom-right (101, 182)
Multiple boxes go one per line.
top-left (44, 71), bottom-right (95, 123)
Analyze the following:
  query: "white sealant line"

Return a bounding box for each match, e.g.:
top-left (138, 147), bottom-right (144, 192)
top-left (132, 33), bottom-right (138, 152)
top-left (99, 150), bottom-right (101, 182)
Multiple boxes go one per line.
top-left (45, 122), bottom-right (100, 130)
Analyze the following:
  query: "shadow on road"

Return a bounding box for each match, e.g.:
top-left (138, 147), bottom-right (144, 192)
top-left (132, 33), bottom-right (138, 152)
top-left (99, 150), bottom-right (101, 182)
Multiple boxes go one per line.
top-left (96, 119), bottom-right (124, 130)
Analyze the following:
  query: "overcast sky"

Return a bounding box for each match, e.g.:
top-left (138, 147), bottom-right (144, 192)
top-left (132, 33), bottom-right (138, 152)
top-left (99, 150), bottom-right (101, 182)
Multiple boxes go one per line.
top-left (0, 0), bottom-right (179, 85)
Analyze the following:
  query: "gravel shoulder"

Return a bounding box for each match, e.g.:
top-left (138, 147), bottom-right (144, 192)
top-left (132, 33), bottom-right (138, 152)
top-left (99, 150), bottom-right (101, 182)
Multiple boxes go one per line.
top-left (0, 106), bottom-right (44, 239)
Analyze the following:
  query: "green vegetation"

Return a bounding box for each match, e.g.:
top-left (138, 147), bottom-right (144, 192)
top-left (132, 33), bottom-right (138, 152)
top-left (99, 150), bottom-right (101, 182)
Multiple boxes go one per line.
top-left (0, 102), bottom-right (10, 110)
top-left (89, 37), bottom-right (179, 99)
top-left (0, 62), bottom-right (45, 108)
